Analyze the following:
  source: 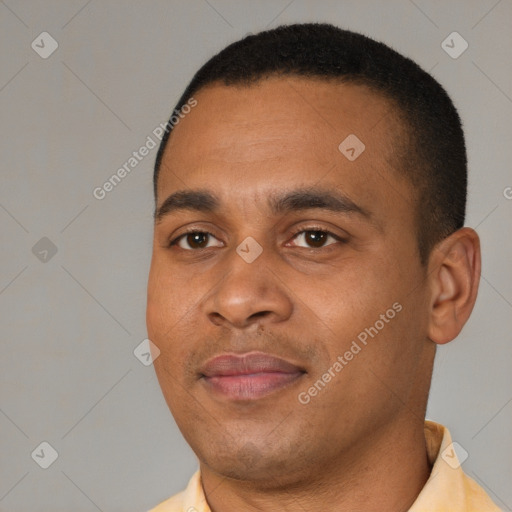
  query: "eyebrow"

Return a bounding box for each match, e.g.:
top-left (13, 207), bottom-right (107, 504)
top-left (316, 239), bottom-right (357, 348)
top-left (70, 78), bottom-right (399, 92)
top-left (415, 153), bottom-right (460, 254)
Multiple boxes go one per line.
top-left (154, 187), bottom-right (372, 223)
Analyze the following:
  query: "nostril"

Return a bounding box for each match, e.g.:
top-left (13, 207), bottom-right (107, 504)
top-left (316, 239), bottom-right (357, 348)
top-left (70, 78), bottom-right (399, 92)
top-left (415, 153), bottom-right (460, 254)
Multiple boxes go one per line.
top-left (208, 312), bottom-right (224, 326)
top-left (250, 311), bottom-right (271, 320)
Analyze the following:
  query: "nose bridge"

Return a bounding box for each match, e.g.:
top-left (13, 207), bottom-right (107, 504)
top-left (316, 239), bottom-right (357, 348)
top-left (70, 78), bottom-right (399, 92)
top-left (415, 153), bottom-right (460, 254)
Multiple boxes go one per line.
top-left (204, 237), bottom-right (292, 328)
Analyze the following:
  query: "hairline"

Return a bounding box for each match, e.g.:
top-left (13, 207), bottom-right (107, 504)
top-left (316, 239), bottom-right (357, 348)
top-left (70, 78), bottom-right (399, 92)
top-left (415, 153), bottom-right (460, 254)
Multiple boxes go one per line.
top-left (155, 73), bottom-right (413, 192)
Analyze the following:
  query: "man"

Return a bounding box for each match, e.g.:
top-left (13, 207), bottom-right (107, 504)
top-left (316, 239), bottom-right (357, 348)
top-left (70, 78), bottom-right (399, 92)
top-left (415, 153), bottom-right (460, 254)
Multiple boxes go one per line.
top-left (146, 23), bottom-right (500, 511)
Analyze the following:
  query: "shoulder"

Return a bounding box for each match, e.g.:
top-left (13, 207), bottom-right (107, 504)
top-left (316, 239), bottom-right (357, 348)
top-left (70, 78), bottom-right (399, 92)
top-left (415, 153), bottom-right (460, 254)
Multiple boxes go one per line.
top-left (461, 472), bottom-right (503, 512)
top-left (146, 470), bottom-right (205, 512)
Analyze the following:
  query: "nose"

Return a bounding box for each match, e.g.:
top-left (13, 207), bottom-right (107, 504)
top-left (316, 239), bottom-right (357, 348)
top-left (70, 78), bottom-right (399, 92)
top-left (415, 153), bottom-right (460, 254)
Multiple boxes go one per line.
top-left (203, 249), bottom-right (293, 330)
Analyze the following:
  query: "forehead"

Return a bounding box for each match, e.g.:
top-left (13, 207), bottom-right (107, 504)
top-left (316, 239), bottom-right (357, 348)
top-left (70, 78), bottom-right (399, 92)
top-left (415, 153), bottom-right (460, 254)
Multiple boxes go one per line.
top-left (157, 77), bottom-right (410, 217)
top-left (165, 77), bottom-right (394, 160)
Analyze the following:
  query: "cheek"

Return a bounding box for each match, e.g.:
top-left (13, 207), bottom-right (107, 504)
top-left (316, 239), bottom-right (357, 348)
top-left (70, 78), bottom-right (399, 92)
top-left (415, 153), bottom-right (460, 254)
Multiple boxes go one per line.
top-left (146, 262), bottom-right (186, 360)
top-left (146, 260), bottom-right (200, 368)
top-left (146, 254), bottom-right (187, 326)
top-left (146, 298), bottom-right (164, 344)
top-left (146, 271), bottom-right (168, 342)
top-left (314, 253), bottom-right (418, 369)
top-left (148, 288), bottom-right (192, 416)
top-left (318, 259), bottom-right (395, 325)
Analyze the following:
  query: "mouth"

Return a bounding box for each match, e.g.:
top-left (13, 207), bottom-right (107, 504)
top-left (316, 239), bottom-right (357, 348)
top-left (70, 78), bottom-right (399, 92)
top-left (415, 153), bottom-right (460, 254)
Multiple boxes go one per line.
top-left (199, 351), bottom-right (306, 401)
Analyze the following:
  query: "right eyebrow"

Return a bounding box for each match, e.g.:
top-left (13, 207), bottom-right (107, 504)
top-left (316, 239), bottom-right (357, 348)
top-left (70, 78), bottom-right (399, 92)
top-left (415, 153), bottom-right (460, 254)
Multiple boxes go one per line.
top-left (154, 190), bottom-right (219, 222)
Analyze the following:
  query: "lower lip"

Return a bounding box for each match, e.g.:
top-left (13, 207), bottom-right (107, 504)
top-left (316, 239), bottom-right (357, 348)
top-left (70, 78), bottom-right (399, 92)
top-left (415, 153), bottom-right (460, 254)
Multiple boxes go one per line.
top-left (202, 372), bottom-right (304, 400)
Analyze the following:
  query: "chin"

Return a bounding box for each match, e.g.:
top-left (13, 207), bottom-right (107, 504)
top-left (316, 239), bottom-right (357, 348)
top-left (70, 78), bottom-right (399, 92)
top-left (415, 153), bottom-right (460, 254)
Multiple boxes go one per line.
top-left (198, 437), bottom-right (307, 486)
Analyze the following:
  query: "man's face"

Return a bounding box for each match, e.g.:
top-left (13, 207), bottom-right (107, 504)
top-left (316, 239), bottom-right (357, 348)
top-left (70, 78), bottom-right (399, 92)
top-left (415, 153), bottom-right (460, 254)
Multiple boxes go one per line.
top-left (147, 77), bottom-right (433, 485)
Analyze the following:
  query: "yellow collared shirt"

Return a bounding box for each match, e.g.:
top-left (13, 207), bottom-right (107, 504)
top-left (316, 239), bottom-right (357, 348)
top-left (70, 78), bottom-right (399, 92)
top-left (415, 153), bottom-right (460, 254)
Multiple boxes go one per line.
top-left (148, 421), bottom-right (502, 512)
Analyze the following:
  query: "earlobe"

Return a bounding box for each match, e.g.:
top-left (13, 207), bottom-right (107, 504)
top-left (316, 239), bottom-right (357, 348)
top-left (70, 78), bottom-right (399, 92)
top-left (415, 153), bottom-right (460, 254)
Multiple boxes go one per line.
top-left (427, 228), bottom-right (481, 345)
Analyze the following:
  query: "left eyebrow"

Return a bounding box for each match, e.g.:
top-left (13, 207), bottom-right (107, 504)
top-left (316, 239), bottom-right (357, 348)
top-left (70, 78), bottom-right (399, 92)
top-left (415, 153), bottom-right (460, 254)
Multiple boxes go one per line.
top-left (267, 187), bottom-right (372, 219)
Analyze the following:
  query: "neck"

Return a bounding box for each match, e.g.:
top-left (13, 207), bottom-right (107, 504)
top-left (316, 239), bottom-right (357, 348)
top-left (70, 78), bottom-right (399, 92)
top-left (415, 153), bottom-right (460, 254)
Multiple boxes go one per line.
top-left (200, 416), bottom-right (432, 512)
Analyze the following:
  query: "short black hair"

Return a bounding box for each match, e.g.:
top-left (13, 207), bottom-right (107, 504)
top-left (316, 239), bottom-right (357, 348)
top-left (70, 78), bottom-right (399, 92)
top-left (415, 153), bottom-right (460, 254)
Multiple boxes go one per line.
top-left (154, 22), bottom-right (467, 264)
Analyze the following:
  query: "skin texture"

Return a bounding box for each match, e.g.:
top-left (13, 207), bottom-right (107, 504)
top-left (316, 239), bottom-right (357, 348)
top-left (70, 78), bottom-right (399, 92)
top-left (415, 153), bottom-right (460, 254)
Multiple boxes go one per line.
top-left (146, 77), bottom-right (481, 511)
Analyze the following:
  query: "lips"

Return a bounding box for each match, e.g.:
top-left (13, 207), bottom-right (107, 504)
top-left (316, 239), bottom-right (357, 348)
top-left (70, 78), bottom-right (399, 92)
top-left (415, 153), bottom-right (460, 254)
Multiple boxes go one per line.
top-left (199, 352), bottom-right (306, 400)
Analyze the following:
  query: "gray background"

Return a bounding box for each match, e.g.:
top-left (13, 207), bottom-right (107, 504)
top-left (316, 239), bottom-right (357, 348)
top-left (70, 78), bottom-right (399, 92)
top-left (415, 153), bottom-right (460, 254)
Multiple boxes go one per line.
top-left (1, 1), bottom-right (511, 511)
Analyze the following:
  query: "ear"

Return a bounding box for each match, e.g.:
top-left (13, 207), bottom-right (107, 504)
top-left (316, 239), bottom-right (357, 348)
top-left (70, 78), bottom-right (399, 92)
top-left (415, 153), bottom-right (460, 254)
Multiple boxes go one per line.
top-left (427, 227), bottom-right (481, 345)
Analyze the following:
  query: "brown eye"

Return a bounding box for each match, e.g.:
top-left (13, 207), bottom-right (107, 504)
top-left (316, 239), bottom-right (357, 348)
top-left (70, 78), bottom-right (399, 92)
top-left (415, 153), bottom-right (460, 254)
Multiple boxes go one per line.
top-left (170, 231), bottom-right (223, 250)
top-left (185, 232), bottom-right (209, 249)
top-left (304, 231), bottom-right (328, 248)
top-left (290, 230), bottom-right (340, 249)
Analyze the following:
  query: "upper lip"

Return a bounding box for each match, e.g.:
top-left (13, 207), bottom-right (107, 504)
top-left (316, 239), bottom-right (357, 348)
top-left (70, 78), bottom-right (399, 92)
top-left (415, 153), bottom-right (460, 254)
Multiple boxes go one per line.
top-left (200, 352), bottom-right (305, 378)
